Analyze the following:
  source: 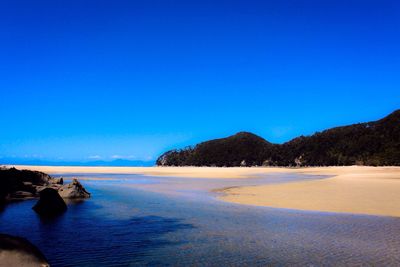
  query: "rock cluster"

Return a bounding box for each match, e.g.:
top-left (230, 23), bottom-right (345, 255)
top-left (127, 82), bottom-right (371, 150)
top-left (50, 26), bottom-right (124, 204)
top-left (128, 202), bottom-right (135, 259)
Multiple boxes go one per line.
top-left (32, 178), bottom-right (91, 216)
top-left (1, 167), bottom-right (90, 201)
top-left (1, 167), bottom-right (91, 217)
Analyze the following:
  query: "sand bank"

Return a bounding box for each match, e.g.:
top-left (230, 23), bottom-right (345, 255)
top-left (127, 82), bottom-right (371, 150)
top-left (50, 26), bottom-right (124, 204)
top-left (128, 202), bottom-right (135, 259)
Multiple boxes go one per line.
top-left (220, 166), bottom-right (400, 217)
top-left (6, 165), bottom-right (293, 179)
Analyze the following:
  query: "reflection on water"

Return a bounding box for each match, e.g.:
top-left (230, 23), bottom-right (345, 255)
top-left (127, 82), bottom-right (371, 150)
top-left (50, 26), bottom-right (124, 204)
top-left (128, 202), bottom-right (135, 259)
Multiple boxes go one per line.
top-left (1, 173), bottom-right (400, 266)
top-left (0, 188), bottom-right (193, 266)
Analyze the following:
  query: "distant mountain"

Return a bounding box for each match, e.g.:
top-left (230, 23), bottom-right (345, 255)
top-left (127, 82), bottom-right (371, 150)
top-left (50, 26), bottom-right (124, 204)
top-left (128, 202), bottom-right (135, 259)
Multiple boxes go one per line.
top-left (157, 110), bottom-right (400, 167)
top-left (157, 132), bottom-right (274, 167)
top-left (0, 158), bottom-right (155, 167)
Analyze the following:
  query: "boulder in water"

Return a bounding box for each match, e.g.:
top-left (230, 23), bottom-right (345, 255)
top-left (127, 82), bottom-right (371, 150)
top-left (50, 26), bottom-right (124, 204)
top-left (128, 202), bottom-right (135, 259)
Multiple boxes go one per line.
top-left (58, 178), bottom-right (90, 199)
top-left (0, 233), bottom-right (49, 267)
top-left (32, 188), bottom-right (67, 216)
top-left (49, 177), bottom-right (63, 185)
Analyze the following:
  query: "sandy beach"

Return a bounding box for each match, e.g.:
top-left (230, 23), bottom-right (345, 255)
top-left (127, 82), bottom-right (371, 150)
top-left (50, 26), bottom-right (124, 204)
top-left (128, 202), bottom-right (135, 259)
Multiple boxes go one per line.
top-left (219, 166), bottom-right (400, 217)
top-left (7, 165), bottom-right (293, 178)
top-left (8, 165), bottom-right (400, 217)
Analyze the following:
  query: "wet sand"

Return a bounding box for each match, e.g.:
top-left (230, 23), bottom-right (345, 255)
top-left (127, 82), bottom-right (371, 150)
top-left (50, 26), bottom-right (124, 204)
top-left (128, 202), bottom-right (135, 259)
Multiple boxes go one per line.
top-left (8, 165), bottom-right (400, 217)
top-left (220, 166), bottom-right (400, 217)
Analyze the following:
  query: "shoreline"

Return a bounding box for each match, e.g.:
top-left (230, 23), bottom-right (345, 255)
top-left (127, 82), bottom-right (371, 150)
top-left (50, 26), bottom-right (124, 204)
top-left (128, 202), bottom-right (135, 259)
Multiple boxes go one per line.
top-left (4, 165), bottom-right (307, 179)
top-left (6, 165), bottom-right (400, 217)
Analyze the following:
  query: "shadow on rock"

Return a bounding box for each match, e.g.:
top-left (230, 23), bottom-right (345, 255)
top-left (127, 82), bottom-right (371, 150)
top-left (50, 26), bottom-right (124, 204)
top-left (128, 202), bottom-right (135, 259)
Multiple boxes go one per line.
top-left (0, 233), bottom-right (50, 267)
top-left (32, 188), bottom-right (67, 217)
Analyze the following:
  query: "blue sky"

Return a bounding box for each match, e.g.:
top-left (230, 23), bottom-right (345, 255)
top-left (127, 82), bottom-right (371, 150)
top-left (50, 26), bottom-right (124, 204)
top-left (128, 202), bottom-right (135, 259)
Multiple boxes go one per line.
top-left (1, 0), bottom-right (399, 163)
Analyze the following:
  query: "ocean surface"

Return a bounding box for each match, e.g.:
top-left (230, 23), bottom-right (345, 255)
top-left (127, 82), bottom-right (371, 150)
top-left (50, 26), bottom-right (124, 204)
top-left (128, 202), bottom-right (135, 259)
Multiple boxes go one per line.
top-left (1, 173), bottom-right (400, 266)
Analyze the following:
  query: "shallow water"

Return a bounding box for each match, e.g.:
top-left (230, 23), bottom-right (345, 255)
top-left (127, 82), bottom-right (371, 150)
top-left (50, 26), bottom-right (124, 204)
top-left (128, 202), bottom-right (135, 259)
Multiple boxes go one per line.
top-left (1, 173), bottom-right (400, 266)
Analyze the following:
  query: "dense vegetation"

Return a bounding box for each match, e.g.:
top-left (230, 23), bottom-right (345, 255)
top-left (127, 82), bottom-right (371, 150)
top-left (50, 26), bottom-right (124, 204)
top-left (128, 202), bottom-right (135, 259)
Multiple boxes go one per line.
top-left (157, 110), bottom-right (400, 167)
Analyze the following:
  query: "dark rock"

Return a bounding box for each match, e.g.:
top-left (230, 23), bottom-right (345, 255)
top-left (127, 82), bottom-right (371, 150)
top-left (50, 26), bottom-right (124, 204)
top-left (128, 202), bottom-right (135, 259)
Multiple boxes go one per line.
top-left (32, 188), bottom-right (67, 216)
top-left (35, 184), bottom-right (62, 193)
top-left (58, 178), bottom-right (90, 199)
top-left (49, 177), bottom-right (63, 185)
top-left (47, 184), bottom-right (63, 191)
top-left (34, 186), bottom-right (47, 193)
top-left (0, 168), bottom-right (52, 203)
top-left (9, 191), bottom-right (36, 200)
top-left (0, 233), bottom-right (49, 267)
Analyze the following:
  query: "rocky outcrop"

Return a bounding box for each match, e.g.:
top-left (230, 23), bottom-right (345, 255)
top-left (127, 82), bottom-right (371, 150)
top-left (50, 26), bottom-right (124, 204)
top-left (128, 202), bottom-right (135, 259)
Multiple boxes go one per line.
top-left (49, 177), bottom-right (63, 185)
top-left (50, 177), bottom-right (64, 185)
top-left (0, 167), bottom-right (51, 203)
top-left (32, 188), bottom-right (67, 216)
top-left (1, 167), bottom-right (90, 206)
top-left (0, 234), bottom-right (49, 267)
top-left (58, 179), bottom-right (90, 199)
top-left (9, 191), bottom-right (36, 200)
top-left (35, 177), bottom-right (63, 193)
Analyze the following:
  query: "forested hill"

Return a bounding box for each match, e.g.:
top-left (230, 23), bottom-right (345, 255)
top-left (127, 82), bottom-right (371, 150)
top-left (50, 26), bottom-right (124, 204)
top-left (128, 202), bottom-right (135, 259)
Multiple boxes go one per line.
top-left (156, 110), bottom-right (400, 167)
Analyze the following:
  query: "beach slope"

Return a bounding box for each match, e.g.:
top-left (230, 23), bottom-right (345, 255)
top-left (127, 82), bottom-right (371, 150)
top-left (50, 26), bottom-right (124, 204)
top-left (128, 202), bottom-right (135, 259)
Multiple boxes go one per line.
top-left (220, 167), bottom-right (400, 217)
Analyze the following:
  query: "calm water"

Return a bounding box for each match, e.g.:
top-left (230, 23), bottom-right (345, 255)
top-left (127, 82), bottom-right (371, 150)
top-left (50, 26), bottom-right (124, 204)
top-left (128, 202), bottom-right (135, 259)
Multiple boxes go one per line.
top-left (1, 173), bottom-right (400, 266)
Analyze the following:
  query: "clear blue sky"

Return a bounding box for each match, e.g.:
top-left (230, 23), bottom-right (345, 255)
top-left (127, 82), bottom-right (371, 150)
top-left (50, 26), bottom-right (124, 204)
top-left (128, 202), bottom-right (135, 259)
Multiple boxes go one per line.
top-left (1, 0), bottom-right (399, 162)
